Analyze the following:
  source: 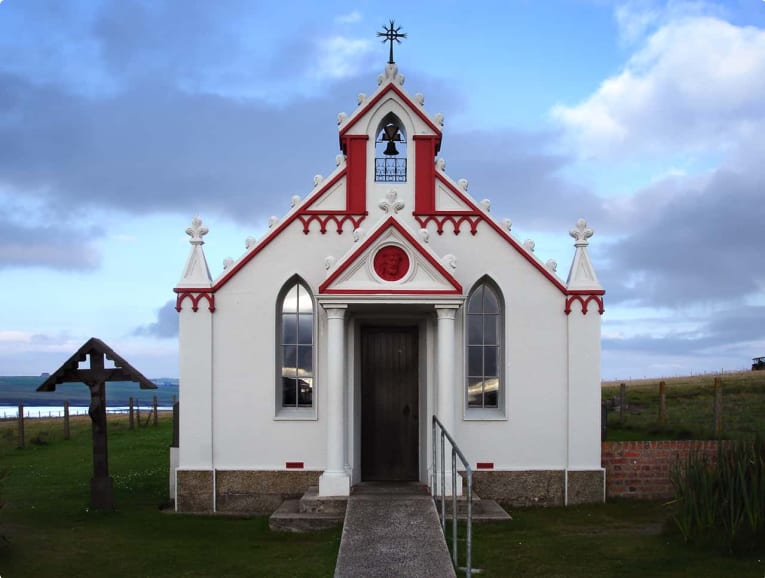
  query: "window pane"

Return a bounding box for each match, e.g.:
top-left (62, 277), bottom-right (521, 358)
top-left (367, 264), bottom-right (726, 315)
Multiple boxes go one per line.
top-left (297, 314), bottom-right (313, 345)
top-left (282, 377), bottom-right (297, 407)
top-left (483, 387), bottom-right (498, 408)
top-left (483, 315), bottom-right (498, 345)
top-left (467, 346), bottom-right (483, 377)
top-left (297, 285), bottom-right (312, 313)
top-left (467, 378), bottom-right (484, 408)
top-left (466, 286), bottom-right (484, 314)
top-left (467, 315), bottom-right (482, 345)
top-left (484, 347), bottom-right (499, 377)
top-left (483, 287), bottom-right (499, 314)
top-left (282, 286), bottom-right (299, 313)
top-left (297, 345), bottom-right (313, 376)
top-left (297, 377), bottom-right (313, 407)
top-left (282, 345), bottom-right (297, 376)
top-left (282, 314), bottom-right (297, 344)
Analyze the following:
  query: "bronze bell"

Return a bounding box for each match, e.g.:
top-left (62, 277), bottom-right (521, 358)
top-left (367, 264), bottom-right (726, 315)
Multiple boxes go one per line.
top-left (381, 123), bottom-right (401, 156)
top-left (383, 140), bottom-right (399, 156)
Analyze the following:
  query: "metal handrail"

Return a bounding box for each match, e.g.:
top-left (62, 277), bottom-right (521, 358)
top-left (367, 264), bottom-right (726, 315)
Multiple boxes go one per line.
top-left (432, 415), bottom-right (473, 577)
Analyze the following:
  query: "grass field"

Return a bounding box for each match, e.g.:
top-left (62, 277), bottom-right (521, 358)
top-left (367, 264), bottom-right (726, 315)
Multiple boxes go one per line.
top-left (602, 370), bottom-right (765, 441)
top-left (2, 405), bottom-right (763, 576)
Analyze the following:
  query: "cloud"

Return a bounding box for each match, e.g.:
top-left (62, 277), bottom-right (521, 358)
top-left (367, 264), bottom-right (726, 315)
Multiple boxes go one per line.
top-left (552, 14), bottom-right (765, 160)
top-left (440, 128), bottom-right (608, 232)
top-left (133, 300), bottom-right (179, 338)
top-left (0, 215), bottom-right (101, 271)
top-left (604, 305), bottom-right (765, 357)
top-left (598, 163), bottom-right (765, 307)
top-left (335, 11), bottom-right (362, 25)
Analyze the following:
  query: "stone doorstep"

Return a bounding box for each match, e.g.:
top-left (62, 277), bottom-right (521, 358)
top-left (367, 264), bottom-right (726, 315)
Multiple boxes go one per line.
top-left (299, 485), bottom-right (349, 515)
top-left (433, 496), bottom-right (513, 521)
top-left (268, 498), bottom-right (346, 533)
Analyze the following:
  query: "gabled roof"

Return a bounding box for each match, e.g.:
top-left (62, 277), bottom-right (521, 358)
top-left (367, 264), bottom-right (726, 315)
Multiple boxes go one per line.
top-left (37, 337), bottom-right (156, 391)
top-left (338, 79), bottom-right (442, 140)
top-left (320, 217), bottom-right (462, 295)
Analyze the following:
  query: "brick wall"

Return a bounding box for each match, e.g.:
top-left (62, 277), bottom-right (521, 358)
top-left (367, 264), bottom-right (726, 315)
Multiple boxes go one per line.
top-left (602, 440), bottom-right (723, 500)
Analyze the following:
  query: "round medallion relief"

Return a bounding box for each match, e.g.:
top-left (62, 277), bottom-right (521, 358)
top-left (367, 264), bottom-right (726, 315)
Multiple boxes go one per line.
top-left (373, 245), bottom-right (410, 282)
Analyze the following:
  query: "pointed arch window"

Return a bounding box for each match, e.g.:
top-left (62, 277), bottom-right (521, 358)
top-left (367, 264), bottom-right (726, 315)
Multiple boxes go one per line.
top-left (277, 279), bottom-right (315, 414)
top-left (375, 113), bottom-right (407, 182)
top-left (466, 280), bottom-right (503, 411)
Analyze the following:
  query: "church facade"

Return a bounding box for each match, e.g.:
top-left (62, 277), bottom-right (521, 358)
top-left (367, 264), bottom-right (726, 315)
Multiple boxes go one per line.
top-left (172, 61), bottom-right (605, 513)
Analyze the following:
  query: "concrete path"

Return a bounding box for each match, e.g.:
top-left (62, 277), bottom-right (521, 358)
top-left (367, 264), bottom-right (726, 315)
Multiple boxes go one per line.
top-left (334, 482), bottom-right (456, 578)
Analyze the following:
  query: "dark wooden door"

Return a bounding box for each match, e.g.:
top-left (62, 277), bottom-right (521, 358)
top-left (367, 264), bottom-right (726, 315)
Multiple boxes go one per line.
top-left (361, 327), bottom-right (419, 481)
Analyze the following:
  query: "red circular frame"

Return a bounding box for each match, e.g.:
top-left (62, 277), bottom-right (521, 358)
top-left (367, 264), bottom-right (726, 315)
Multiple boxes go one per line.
top-left (373, 246), bottom-right (410, 282)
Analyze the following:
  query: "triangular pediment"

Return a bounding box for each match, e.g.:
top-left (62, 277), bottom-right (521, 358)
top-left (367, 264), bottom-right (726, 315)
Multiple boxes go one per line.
top-left (319, 217), bottom-right (462, 295)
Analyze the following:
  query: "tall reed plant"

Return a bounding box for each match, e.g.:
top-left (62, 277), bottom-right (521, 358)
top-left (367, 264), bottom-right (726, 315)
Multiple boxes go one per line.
top-left (670, 440), bottom-right (765, 553)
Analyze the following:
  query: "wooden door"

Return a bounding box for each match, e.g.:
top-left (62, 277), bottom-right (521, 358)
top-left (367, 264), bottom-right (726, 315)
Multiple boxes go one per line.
top-left (361, 327), bottom-right (419, 481)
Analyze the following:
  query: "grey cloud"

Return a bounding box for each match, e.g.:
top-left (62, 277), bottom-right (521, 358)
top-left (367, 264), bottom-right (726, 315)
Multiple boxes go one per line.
top-left (0, 217), bottom-right (101, 271)
top-left (442, 129), bottom-right (607, 231)
top-left (133, 300), bottom-right (178, 338)
top-left (603, 305), bottom-right (765, 357)
top-left (599, 167), bottom-right (765, 307)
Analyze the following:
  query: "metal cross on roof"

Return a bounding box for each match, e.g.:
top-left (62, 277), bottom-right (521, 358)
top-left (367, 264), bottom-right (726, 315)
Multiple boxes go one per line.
top-left (377, 20), bottom-right (406, 64)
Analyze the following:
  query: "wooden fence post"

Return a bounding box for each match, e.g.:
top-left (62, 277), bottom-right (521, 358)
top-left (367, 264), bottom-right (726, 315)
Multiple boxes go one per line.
top-left (129, 397), bottom-right (134, 430)
top-left (658, 381), bottom-right (667, 426)
top-left (713, 377), bottom-right (723, 438)
top-left (17, 403), bottom-right (25, 449)
top-left (64, 401), bottom-right (71, 440)
top-left (619, 383), bottom-right (626, 424)
top-left (152, 395), bottom-right (158, 427)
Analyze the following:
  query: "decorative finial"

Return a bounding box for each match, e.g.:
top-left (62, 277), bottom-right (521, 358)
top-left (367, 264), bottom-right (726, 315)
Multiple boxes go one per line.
top-left (570, 218), bottom-right (594, 246)
top-left (377, 20), bottom-right (406, 65)
top-left (379, 190), bottom-right (405, 214)
top-left (186, 217), bottom-right (208, 246)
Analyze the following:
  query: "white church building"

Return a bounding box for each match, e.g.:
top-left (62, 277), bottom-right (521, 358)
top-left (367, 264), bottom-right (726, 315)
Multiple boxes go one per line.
top-left (172, 57), bottom-right (605, 513)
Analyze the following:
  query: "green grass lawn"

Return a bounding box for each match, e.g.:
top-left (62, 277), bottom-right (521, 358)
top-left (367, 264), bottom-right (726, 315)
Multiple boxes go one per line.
top-left (602, 371), bottom-right (765, 440)
top-left (0, 415), bottom-right (341, 577)
top-left (2, 412), bottom-right (764, 577)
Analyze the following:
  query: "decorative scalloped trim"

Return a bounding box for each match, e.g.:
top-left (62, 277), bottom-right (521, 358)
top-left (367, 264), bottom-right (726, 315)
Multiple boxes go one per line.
top-left (564, 294), bottom-right (604, 315)
top-left (297, 213), bottom-right (368, 235)
top-left (175, 291), bottom-right (216, 313)
top-left (413, 213), bottom-right (484, 236)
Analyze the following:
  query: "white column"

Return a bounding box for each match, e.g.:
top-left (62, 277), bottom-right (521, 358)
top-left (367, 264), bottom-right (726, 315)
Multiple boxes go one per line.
top-left (435, 306), bottom-right (458, 432)
top-left (319, 305), bottom-right (350, 497)
top-left (435, 305), bottom-right (461, 495)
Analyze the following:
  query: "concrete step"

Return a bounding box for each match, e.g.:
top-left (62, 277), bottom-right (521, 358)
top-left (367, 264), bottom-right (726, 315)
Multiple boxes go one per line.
top-left (268, 498), bottom-right (346, 533)
top-left (299, 486), bottom-right (348, 515)
top-left (434, 496), bottom-right (512, 521)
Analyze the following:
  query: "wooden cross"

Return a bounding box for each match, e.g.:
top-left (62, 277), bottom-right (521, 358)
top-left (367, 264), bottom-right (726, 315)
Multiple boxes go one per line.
top-left (37, 338), bottom-right (156, 510)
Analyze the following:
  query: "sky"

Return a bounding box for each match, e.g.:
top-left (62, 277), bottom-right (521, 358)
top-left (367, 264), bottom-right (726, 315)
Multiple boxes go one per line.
top-left (0, 0), bottom-right (763, 381)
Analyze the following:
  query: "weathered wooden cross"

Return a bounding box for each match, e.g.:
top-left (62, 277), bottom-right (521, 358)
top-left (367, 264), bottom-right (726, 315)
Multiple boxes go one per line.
top-left (37, 338), bottom-right (157, 510)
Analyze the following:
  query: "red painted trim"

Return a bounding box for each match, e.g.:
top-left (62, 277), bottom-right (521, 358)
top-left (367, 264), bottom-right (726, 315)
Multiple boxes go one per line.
top-left (565, 294), bottom-right (605, 315)
top-left (285, 462), bottom-right (304, 469)
top-left (339, 83), bottom-right (443, 138)
top-left (413, 213), bottom-right (484, 236)
top-left (322, 288), bottom-right (461, 295)
top-left (213, 167), bottom-right (354, 289)
top-left (297, 212), bottom-right (368, 235)
top-left (344, 135), bottom-right (368, 214)
top-left (476, 462), bottom-right (494, 470)
top-left (414, 135), bottom-right (438, 213)
top-left (174, 290), bottom-right (216, 313)
top-left (319, 216), bottom-right (463, 295)
top-left (422, 173), bottom-right (570, 294)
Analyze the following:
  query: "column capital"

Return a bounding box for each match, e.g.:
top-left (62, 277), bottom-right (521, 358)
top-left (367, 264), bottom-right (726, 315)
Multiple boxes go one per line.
top-left (434, 304), bottom-right (459, 320)
top-left (322, 304), bottom-right (348, 319)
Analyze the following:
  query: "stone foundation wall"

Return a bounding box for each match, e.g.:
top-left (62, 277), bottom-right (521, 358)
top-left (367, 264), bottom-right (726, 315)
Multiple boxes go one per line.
top-left (175, 469), bottom-right (321, 514)
top-left (472, 470), bottom-right (605, 506)
top-left (601, 440), bottom-right (724, 500)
